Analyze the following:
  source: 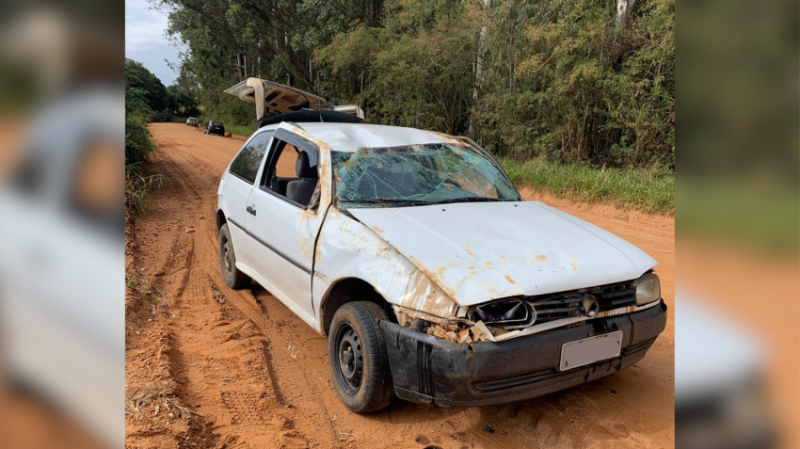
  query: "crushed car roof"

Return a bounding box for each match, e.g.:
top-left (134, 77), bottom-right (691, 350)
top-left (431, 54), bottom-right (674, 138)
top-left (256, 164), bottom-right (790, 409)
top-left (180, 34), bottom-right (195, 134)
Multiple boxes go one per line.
top-left (270, 123), bottom-right (459, 153)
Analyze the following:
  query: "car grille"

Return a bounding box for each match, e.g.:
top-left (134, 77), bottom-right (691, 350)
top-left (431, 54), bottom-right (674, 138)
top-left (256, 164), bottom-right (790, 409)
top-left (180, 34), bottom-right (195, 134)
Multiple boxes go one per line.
top-left (529, 281), bottom-right (637, 324)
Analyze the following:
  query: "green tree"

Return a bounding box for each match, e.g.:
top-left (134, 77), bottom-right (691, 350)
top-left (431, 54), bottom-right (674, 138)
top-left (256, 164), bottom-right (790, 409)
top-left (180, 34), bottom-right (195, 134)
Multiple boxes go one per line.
top-left (125, 59), bottom-right (169, 113)
top-left (160, 0), bottom-right (674, 169)
top-left (125, 60), bottom-right (156, 166)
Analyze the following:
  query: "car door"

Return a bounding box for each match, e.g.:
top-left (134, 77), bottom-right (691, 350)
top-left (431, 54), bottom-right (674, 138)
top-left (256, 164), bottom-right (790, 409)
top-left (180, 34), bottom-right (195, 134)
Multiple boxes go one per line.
top-left (221, 130), bottom-right (273, 270)
top-left (244, 125), bottom-right (330, 327)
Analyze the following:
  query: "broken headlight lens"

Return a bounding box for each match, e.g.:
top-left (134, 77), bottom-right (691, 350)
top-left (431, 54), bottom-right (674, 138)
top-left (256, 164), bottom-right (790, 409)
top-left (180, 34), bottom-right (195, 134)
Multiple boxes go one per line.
top-left (471, 299), bottom-right (533, 325)
top-left (634, 272), bottom-right (661, 305)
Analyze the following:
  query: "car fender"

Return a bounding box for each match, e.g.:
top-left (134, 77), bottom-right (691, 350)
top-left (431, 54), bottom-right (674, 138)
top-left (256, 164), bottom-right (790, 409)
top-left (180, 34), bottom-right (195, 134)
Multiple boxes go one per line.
top-left (313, 207), bottom-right (457, 334)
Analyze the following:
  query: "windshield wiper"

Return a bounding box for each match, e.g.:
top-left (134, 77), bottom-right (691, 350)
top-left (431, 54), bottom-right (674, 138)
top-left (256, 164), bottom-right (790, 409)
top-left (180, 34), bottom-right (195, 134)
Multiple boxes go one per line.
top-left (434, 197), bottom-right (503, 205)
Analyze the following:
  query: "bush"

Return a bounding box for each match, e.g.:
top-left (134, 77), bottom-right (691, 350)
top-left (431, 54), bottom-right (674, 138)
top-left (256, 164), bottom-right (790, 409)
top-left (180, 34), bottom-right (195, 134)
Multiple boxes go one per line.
top-left (125, 113), bottom-right (153, 167)
top-left (149, 111), bottom-right (174, 123)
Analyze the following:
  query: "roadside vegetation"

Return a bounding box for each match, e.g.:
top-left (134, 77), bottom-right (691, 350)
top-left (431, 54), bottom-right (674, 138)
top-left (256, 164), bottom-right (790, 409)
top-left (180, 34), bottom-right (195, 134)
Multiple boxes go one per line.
top-left (125, 59), bottom-right (200, 123)
top-left (501, 158), bottom-right (674, 214)
top-left (125, 60), bottom-right (176, 212)
top-left (156, 0), bottom-right (674, 213)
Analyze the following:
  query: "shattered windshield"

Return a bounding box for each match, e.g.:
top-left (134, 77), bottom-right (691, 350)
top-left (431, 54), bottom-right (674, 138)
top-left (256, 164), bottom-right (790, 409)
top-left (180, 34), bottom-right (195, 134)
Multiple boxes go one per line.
top-left (332, 143), bottom-right (520, 208)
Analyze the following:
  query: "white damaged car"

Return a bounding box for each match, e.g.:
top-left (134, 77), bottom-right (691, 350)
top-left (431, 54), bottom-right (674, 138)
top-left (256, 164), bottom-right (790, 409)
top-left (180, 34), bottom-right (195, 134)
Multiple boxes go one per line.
top-left (216, 79), bottom-right (667, 412)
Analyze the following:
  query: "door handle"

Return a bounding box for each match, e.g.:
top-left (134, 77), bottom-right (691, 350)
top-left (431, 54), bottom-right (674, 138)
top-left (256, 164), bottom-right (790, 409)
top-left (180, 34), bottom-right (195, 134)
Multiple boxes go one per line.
top-left (246, 206), bottom-right (257, 216)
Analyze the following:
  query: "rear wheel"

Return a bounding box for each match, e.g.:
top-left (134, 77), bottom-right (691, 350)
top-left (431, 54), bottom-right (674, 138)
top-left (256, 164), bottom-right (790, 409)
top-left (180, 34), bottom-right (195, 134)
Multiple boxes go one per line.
top-left (218, 223), bottom-right (250, 289)
top-left (328, 302), bottom-right (394, 413)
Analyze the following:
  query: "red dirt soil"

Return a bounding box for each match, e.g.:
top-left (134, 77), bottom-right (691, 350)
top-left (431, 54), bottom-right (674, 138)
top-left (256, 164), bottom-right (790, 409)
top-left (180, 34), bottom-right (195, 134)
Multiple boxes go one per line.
top-left (125, 123), bottom-right (674, 449)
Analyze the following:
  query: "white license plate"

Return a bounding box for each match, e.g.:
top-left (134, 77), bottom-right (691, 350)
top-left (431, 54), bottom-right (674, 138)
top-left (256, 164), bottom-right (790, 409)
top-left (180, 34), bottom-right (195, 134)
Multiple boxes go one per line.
top-left (559, 331), bottom-right (623, 371)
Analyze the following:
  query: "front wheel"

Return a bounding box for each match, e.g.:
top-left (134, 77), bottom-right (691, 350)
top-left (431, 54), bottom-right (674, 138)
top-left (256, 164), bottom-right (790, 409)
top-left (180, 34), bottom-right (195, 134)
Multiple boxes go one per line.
top-left (218, 223), bottom-right (250, 289)
top-left (328, 302), bottom-right (394, 413)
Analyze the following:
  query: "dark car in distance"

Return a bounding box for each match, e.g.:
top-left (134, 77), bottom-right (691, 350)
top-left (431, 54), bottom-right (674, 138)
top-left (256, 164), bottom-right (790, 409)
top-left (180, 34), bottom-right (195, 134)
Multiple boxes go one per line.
top-left (204, 120), bottom-right (225, 136)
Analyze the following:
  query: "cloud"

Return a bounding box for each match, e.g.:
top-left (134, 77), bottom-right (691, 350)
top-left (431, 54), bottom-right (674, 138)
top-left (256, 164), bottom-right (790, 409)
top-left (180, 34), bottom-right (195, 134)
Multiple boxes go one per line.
top-left (125, 0), bottom-right (185, 85)
top-left (125, 0), bottom-right (171, 53)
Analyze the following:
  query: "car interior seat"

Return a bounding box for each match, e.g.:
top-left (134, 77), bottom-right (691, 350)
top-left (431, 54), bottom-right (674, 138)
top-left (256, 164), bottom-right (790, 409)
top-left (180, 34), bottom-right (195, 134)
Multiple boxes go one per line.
top-left (286, 151), bottom-right (318, 206)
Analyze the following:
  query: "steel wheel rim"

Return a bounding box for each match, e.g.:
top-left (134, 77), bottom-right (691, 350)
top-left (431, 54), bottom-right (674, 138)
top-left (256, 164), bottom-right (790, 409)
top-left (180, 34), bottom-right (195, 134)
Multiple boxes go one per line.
top-left (335, 324), bottom-right (363, 393)
top-left (222, 237), bottom-right (233, 277)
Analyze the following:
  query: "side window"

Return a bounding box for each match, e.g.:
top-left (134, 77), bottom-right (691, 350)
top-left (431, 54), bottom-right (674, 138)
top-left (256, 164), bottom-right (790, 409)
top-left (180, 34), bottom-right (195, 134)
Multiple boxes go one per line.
top-left (274, 144), bottom-right (299, 178)
top-left (229, 131), bottom-right (273, 184)
top-left (261, 136), bottom-right (319, 208)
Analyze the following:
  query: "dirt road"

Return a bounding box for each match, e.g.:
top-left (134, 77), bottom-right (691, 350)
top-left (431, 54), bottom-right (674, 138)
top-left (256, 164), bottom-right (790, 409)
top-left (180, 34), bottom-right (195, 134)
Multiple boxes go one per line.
top-left (125, 123), bottom-right (674, 449)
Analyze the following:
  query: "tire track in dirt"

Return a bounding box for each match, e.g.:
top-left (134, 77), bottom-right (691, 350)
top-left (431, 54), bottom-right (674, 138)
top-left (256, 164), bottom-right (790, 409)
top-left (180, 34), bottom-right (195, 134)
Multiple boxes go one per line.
top-left (127, 123), bottom-right (675, 449)
top-left (127, 133), bottom-right (325, 448)
top-left (167, 143), bottom-right (347, 447)
top-left (164, 147), bottom-right (319, 448)
top-left (126, 150), bottom-right (217, 448)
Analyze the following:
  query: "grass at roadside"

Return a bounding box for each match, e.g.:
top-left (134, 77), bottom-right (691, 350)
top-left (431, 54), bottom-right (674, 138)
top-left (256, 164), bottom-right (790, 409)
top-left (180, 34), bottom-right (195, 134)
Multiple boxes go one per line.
top-left (678, 180), bottom-right (798, 255)
top-left (499, 158), bottom-right (674, 215)
top-left (195, 115), bottom-right (254, 138)
top-left (228, 124), bottom-right (255, 138)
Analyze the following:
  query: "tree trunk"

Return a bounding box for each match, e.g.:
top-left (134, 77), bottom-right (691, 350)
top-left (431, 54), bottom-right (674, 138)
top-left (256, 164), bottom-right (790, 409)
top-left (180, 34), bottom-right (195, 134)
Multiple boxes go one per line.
top-left (609, 0), bottom-right (637, 67)
top-left (616, 0), bottom-right (637, 27)
top-left (235, 53), bottom-right (245, 81)
top-left (469, 0), bottom-right (492, 136)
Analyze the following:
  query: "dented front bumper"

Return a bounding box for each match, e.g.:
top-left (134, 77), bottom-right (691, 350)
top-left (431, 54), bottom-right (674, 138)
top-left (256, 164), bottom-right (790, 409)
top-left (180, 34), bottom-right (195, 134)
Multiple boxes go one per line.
top-left (378, 301), bottom-right (667, 407)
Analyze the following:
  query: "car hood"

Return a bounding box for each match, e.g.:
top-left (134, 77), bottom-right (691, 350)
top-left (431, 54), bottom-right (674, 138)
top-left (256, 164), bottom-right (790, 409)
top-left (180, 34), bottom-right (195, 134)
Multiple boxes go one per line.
top-left (348, 201), bottom-right (657, 306)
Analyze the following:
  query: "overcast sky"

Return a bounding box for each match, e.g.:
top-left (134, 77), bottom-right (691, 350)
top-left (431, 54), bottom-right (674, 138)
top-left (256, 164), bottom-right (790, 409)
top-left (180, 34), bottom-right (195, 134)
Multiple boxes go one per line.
top-left (125, 0), bottom-right (185, 85)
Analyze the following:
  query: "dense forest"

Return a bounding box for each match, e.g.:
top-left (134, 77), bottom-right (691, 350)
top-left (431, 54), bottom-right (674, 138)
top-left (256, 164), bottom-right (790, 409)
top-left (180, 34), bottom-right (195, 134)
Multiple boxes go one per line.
top-left (158, 0), bottom-right (673, 170)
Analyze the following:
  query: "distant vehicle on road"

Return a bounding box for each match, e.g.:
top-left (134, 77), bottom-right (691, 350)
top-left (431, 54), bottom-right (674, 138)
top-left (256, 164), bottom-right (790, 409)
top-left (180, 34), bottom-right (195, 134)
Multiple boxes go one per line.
top-left (186, 117), bottom-right (198, 127)
top-left (204, 120), bottom-right (225, 136)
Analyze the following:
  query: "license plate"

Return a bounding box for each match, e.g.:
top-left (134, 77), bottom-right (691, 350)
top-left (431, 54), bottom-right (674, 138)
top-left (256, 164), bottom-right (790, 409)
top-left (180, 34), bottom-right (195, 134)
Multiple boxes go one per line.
top-left (559, 331), bottom-right (623, 371)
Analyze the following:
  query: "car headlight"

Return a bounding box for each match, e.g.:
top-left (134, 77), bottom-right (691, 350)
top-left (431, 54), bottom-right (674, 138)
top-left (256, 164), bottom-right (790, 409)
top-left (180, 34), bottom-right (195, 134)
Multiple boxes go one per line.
top-left (634, 272), bottom-right (661, 305)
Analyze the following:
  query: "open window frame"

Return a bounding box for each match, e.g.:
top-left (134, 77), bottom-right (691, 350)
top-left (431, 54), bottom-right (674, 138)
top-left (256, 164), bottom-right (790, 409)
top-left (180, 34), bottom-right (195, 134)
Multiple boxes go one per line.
top-left (258, 128), bottom-right (322, 212)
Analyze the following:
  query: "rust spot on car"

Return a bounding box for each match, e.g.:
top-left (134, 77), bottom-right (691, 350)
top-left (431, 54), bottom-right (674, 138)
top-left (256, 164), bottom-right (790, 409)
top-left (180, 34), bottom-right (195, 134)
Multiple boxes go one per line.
top-left (528, 254), bottom-right (547, 264)
top-left (405, 258), bottom-right (461, 307)
top-left (504, 275), bottom-right (517, 285)
top-left (314, 237), bottom-right (323, 264)
top-left (294, 210), bottom-right (316, 260)
top-left (463, 238), bottom-right (489, 259)
top-left (570, 261), bottom-right (579, 271)
top-left (396, 269), bottom-right (458, 321)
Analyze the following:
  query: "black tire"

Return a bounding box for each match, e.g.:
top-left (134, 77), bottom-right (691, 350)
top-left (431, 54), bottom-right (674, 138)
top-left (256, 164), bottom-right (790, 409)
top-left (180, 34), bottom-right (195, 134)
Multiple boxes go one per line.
top-left (328, 302), bottom-right (394, 413)
top-left (218, 223), bottom-right (250, 289)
